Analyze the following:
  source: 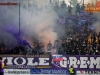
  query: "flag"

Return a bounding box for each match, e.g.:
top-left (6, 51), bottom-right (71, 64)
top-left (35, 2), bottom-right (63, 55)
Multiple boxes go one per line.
top-left (52, 55), bottom-right (63, 62)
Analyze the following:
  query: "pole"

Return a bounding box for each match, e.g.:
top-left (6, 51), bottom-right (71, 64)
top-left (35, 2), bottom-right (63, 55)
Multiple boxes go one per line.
top-left (45, 0), bottom-right (46, 8)
top-left (19, 2), bottom-right (20, 37)
top-left (28, 0), bottom-right (29, 11)
top-left (83, 0), bottom-right (84, 6)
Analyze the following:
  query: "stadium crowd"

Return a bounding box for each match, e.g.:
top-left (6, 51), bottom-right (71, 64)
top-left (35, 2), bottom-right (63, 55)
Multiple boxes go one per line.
top-left (0, 1), bottom-right (100, 55)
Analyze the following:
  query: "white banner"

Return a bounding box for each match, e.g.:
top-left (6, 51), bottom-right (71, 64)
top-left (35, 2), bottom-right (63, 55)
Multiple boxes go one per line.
top-left (4, 69), bottom-right (30, 75)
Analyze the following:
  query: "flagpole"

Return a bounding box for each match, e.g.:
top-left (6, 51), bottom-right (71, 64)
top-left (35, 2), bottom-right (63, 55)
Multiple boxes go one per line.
top-left (19, 2), bottom-right (20, 37)
top-left (83, 0), bottom-right (84, 7)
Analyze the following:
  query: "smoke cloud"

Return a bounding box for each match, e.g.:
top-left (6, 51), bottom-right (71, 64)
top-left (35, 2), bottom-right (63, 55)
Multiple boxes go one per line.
top-left (21, 5), bottom-right (58, 51)
top-left (0, 0), bottom-right (60, 51)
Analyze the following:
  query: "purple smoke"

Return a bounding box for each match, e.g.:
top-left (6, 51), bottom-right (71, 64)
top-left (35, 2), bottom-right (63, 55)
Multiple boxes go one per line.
top-left (1, 25), bottom-right (31, 48)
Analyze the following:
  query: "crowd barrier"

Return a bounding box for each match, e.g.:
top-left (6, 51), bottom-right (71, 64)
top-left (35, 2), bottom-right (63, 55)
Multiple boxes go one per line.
top-left (0, 55), bottom-right (100, 75)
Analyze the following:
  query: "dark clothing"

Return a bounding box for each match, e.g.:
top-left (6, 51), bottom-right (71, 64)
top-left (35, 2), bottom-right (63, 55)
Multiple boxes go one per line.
top-left (70, 74), bottom-right (75, 75)
top-left (0, 61), bottom-right (4, 75)
top-left (47, 43), bottom-right (52, 51)
top-left (58, 49), bottom-right (65, 54)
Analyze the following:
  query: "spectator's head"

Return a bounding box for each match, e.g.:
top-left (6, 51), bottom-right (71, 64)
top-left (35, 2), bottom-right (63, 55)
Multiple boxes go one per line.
top-left (66, 39), bottom-right (68, 42)
top-left (87, 43), bottom-right (90, 46)
top-left (52, 47), bottom-right (55, 49)
top-left (38, 41), bottom-right (40, 44)
top-left (19, 49), bottom-right (22, 52)
top-left (70, 65), bottom-right (73, 68)
top-left (79, 49), bottom-right (81, 52)
top-left (86, 50), bottom-right (89, 53)
top-left (68, 29), bottom-right (70, 32)
top-left (62, 1), bottom-right (65, 4)
top-left (14, 49), bottom-right (16, 52)
top-left (59, 48), bottom-right (61, 50)
top-left (30, 49), bottom-right (32, 52)
top-left (90, 46), bottom-right (92, 50)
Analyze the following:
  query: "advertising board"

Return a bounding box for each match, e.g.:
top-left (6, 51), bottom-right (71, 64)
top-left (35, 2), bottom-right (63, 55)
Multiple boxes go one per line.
top-left (30, 68), bottom-right (69, 75)
top-left (77, 70), bottom-right (100, 74)
top-left (4, 69), bottom-right (30, 75)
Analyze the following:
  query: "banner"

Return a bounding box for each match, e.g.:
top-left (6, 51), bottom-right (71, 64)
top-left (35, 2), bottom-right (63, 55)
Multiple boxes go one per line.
top-left (52, 55), bottom-right (100, 71)
top-left (77, 70), bottom-right (100, 74)
top-left (1, 55), bottom-right (51, 69)
top-left (1, 55), bottom-right (100, 70)
top-left (30, 68), bottom-right (69, 74)
top-left (4, 69), bottom-right (30, 75)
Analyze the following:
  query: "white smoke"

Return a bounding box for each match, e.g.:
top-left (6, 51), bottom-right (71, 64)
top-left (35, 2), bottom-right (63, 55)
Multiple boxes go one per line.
top-left (20, 2), bottom-right (59, 51)
top-left (0, 0), bottom-right (59, 51)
